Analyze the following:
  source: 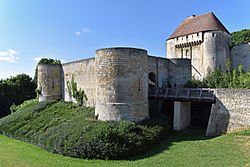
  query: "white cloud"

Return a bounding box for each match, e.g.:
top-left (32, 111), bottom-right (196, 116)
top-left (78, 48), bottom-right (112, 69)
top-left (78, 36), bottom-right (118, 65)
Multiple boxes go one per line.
top-left (82, 28), bottom-right (91, 32)
top-left (75, 31), bottom-right (81, 36)
top-left (75, 28), bottom-right (91, 36)
top-left (34, 57), bottom-right (42, 62)
top-left (0, 49), bottom-right (20, 63)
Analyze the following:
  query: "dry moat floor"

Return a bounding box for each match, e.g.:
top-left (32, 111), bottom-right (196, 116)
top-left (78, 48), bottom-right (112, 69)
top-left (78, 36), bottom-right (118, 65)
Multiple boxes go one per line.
top-left (0, 128), bottom-right (249, 167)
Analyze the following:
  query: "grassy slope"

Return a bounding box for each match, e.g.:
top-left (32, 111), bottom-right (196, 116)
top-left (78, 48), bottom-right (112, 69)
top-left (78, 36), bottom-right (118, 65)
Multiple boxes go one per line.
top-left (0, 99), bottom-right (170, 160)
top-left (0, 129), bottom-right (249, 167)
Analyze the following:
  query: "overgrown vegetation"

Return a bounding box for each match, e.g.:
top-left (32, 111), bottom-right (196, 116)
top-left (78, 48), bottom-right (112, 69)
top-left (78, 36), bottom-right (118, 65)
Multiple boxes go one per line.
top-left (231, 29), bottom-right (250, 47)
top-left (0, 74), bottom-right (36, 118)
top-left (0, 100), bottom-right (170, 160)
top-left (67, 75), bottom-right (87, 105)
top-left (186, 62), bottom-right (250, 89)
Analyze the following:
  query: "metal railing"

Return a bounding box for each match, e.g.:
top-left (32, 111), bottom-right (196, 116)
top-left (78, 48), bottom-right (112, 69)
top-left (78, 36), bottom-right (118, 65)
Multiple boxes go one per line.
top-left (148, 88), bottom-right (215, 101)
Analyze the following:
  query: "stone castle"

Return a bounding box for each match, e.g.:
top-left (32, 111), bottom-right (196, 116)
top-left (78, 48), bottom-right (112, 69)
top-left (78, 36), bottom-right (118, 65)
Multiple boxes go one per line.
top-left (166, 12), bottom-right (249, 78)
top-left (37, 12), bottom-right (250, 124)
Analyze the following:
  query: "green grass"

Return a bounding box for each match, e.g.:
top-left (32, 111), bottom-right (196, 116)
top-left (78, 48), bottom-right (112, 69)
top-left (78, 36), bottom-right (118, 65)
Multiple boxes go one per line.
top-left (0, 99), bottom-right (170, 160)
top-left (0, 129), bottom-right (249, 167)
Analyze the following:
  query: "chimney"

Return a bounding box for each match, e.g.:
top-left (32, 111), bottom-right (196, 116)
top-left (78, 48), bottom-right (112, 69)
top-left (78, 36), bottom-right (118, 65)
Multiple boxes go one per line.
top-left (188, 15), bottom-right (196, 19)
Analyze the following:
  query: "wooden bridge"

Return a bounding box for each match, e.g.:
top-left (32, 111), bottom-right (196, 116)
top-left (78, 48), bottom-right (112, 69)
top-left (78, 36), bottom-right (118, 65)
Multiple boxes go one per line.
top-left (148, 88), bottom-right (215, 103)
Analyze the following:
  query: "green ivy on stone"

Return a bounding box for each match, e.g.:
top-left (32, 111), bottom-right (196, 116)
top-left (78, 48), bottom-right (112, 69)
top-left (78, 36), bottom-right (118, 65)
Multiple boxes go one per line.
top-left (68, 75), bottom-right (87, 106)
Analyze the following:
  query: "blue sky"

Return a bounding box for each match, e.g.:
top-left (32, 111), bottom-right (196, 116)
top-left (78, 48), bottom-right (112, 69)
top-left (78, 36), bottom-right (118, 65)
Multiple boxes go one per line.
top-left (0, 0), bottom-right (249, 79)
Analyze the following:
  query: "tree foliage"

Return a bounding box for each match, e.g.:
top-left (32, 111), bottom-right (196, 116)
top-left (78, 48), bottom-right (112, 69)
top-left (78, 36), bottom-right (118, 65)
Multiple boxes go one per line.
top-left (0, 74), bottom-right (36, 118)
top-left (185, 62), bottom-right (250, 89)
top-left (231, 29), bottom-right (250, 47)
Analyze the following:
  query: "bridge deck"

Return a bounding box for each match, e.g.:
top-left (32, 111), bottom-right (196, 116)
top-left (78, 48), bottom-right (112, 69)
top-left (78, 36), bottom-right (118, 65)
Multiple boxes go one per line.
top-left (148, 88), bottom-right (215, 103)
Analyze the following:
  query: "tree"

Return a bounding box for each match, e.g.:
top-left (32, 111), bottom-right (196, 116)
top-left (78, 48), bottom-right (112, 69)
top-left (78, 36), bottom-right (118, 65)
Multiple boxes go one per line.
top-left (231, 29), bottom-right (250, 47)
top-left (0, 74), bottom-right (36, 118)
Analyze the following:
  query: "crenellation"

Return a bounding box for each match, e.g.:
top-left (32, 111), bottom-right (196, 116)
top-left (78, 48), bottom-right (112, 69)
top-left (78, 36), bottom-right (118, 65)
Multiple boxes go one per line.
top-left (175, 32), bottom-right (203, 47)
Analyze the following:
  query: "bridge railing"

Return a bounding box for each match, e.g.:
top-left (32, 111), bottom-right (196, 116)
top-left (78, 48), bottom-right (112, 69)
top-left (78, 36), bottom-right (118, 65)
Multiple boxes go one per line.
top-left (148, 87), bottom-right (215, 101)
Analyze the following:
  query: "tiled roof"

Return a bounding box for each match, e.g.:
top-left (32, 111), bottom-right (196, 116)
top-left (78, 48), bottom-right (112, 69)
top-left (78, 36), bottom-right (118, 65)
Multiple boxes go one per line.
top-left (168, 12), bottom-right (230, 40)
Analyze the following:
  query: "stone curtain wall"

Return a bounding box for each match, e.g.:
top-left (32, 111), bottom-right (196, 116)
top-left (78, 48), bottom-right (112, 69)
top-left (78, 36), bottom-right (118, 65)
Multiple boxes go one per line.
top-left (148, 56), bottom-right (169, 88)
top-left (230, 43), bottom-right (250, 72)
top-left (206, 89), bottom-right (250, 136)
top-left (62, 58), bottom-right (96, 107)
top-left (168, 59), bottom-right (191, 87)
top-left (148, 57), bottom-right (191, 88)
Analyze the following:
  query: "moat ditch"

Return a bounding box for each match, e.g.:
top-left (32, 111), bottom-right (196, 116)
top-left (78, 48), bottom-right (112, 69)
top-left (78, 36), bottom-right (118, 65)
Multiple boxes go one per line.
top-left (149, 100), bottom-right (212, 130)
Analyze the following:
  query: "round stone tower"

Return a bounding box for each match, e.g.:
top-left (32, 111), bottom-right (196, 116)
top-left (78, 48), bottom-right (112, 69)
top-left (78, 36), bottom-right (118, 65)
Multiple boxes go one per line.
top-left (95, 47), bottom-right (149, 122)
top-left (203, 31), bottom-right (230, 76)
top-left (37, 64), bottom-right (62, 102)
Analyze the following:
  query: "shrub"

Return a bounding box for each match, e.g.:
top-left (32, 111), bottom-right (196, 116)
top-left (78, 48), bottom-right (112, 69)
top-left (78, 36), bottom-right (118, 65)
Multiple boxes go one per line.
top-left (0, 100), bottom-right (171, 160)
top-left (185, 64), bottom-right (250, 89)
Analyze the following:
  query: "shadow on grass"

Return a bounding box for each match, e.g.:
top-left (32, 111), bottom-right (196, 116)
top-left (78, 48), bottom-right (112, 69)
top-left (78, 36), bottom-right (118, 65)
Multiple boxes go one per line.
top-left (130, 128), bottom-right (215, 161)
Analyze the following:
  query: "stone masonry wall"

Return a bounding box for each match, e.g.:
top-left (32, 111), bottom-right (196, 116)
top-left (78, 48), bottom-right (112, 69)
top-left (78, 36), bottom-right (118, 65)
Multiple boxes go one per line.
top-left (148, 56), bottom-right (168, 88)
top-left (203, 31), bottom-right (230, 76)
top-left (38, 47), bottom-right (192, 122)
top-left (166, 31), bottom-right (230, 80)
top-left (168, 58), bottom-right (191, 87)
top-left (206, 89), bottom-right (250, 136)
top-left (38, 64), bottom-right (62, 102)
top-left (62, 58), bottom-right (96, 107)
top-left (95, 48), bottom-right (149, 122)
top-left (148, 57), bottom-right (191, 88)
top-left (230, 43), bottom-right (250, 72)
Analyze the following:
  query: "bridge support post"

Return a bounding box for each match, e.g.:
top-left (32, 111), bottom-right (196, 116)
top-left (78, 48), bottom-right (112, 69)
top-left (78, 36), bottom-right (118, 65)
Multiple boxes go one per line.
top-left (173, 101), bottom-right (191, 130)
